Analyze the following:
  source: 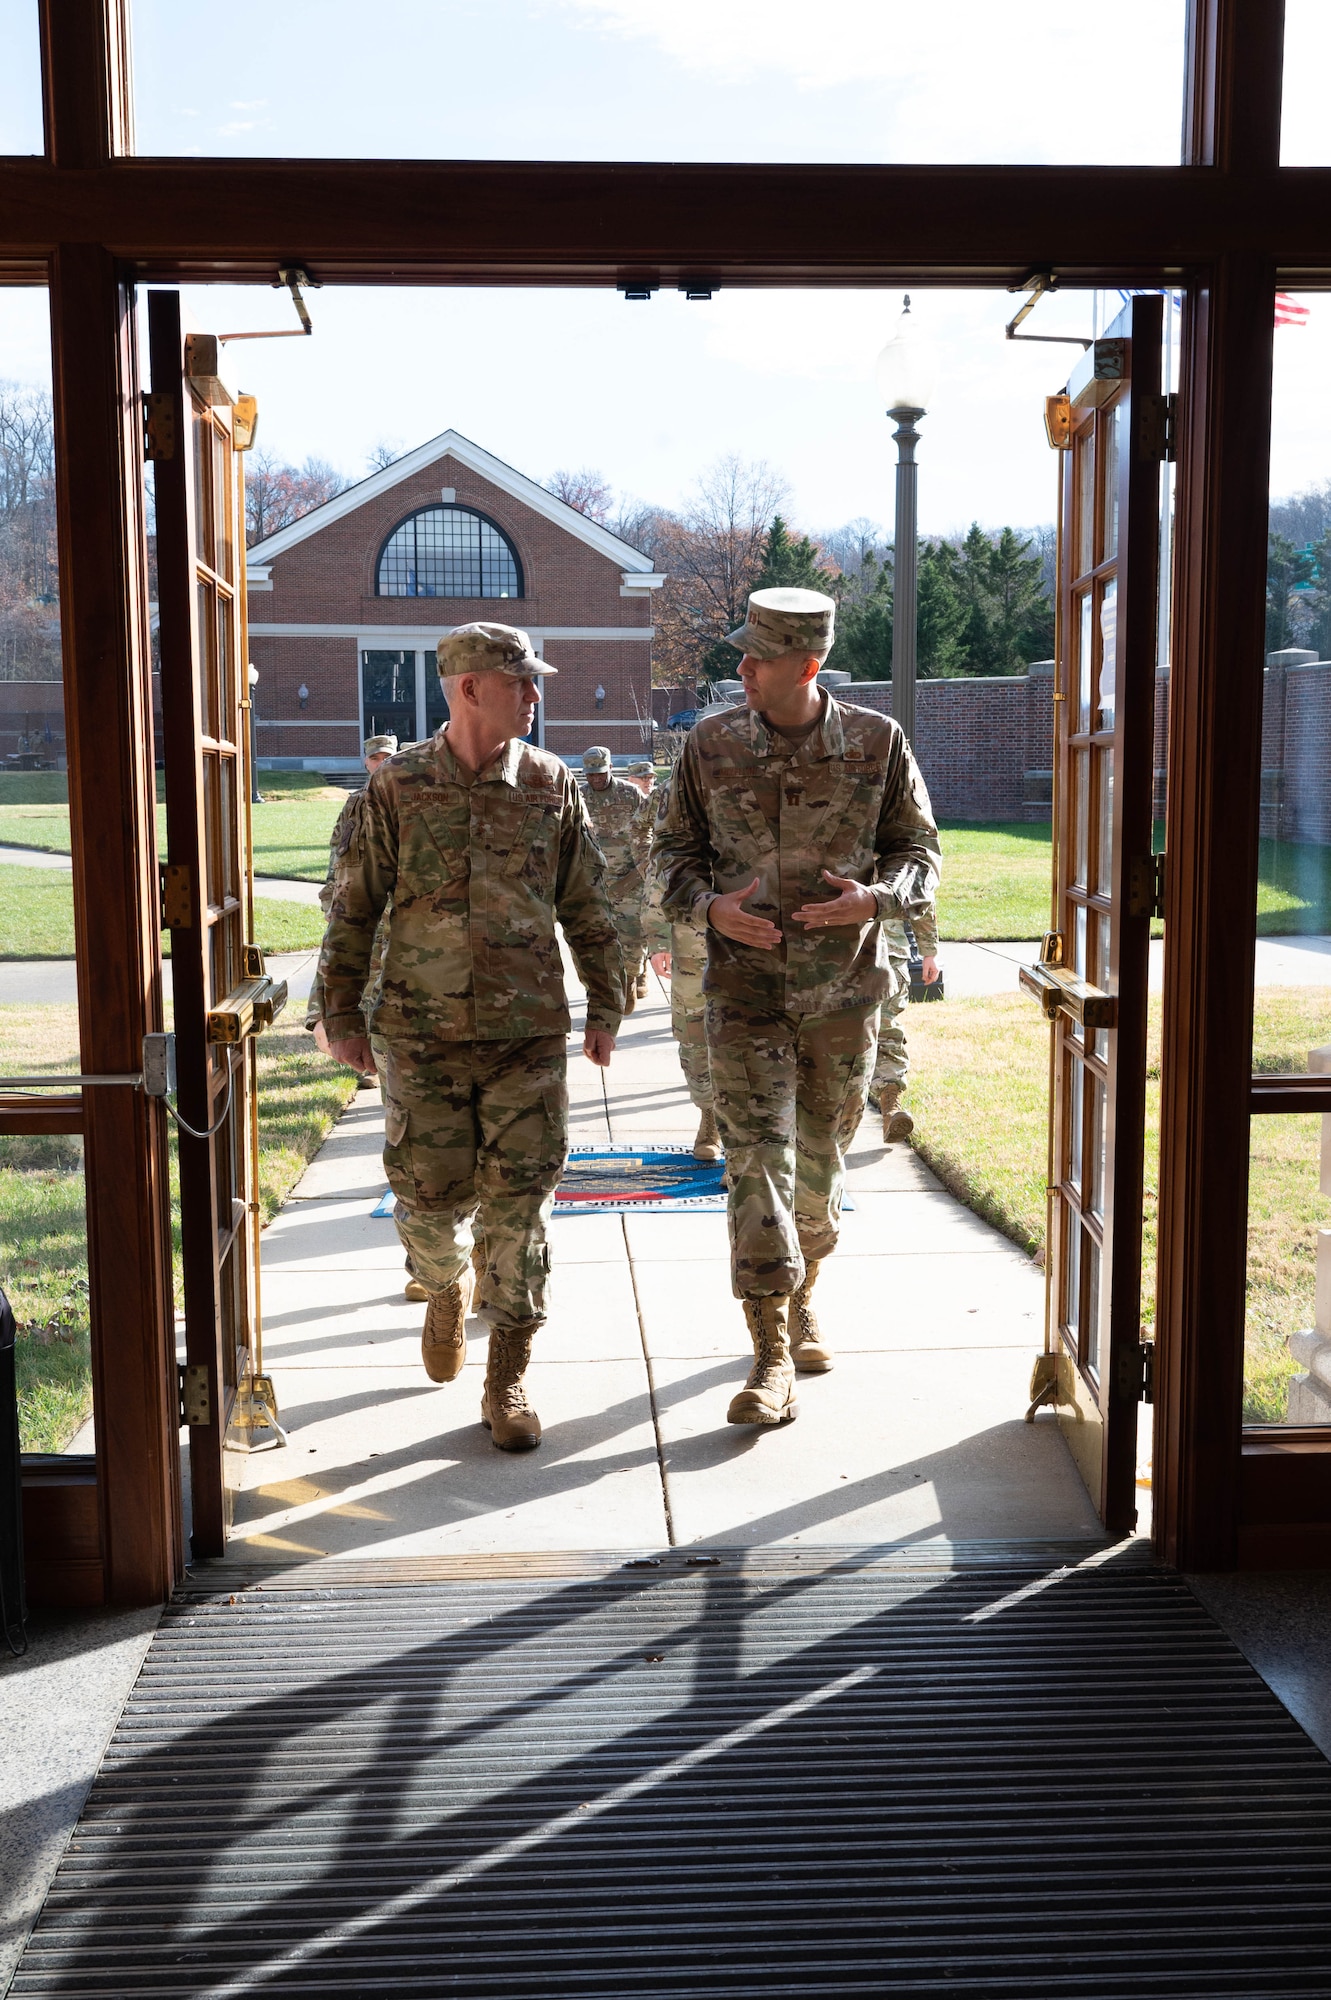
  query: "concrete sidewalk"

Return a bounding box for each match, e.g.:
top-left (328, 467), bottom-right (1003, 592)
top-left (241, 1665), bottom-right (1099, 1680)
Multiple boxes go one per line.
top-left (222, 962), bottom-right (1100, 1566)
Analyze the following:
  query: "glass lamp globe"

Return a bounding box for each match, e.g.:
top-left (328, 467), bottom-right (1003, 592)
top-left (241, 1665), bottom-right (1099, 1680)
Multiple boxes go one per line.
top-left (875, 295), bottom-right (933, 416)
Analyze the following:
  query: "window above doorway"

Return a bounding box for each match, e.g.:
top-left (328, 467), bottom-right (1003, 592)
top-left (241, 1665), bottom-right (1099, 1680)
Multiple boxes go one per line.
top-left (376, 505), bottom-right (522, 600)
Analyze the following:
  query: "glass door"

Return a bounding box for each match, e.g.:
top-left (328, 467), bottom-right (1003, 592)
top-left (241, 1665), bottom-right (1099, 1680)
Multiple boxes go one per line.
top-left (149, 290), bottom-right (284, 1557)
top-left (1025, 294), bottom-right (1165, 1532)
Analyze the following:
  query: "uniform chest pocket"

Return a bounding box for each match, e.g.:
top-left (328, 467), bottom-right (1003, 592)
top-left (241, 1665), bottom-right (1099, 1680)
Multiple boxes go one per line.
top-left (714, 784), bottom-right (776, 856)
top-left (502, 805), bottom-right (559, 879)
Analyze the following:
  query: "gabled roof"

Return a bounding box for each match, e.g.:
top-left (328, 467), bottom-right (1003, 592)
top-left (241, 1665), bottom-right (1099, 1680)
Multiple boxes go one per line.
top-left (247, 428), bottom-right (657, 573)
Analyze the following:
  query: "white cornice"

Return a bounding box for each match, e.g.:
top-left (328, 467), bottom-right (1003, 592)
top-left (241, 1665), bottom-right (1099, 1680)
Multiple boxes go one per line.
top-left (246, 429), bottom-right (659, 576)
top-left (248, 623), bottom-right (653, 642)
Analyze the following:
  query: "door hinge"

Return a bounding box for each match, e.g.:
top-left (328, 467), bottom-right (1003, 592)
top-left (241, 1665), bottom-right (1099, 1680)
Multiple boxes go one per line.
top-left (178, 1362), bottom-right (211, 1426)
top-left (1128, 852), bottom-right (1166, 921)
top-left (160, 863), bottom-right (193, 929)
top-left (142, 390), bottom-right (176, 461)
top-left (1140, 391), bottom-right (1177, 463)
top-left (1116, 1339), bottom-right (1155, 1404)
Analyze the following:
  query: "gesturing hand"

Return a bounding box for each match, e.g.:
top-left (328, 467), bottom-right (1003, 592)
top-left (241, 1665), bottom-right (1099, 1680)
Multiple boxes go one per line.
top-left (583, 1029), bottom-right (615, 1067)
top-left (791, 870), bottom-right (878, 929)
top-left (708, 876), bottom-right (782, 951)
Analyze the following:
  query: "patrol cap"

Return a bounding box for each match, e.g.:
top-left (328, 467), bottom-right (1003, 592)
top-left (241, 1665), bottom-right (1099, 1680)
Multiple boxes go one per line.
top-left (436, 621), bottom-right (556, 678)
top-left (363, 733), bottom-right (398, 757)
top-left (581, 745), bottom-right (613, 773)
top-left (726, 586), bottom-right (836, 662)
top-left (627, 760), bottom-right (655, 778)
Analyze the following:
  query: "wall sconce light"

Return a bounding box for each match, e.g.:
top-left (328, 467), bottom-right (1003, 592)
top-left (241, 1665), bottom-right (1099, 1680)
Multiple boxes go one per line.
top-left (595, 684), bottom-right (606, 710)
top-left (297, 682), bottom-right (310, 709)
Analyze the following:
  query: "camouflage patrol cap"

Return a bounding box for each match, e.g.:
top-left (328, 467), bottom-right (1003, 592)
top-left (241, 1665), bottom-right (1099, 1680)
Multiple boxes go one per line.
top-left (436, 621), bottom-right (556, 678)
top-left (627, 760), bottom-right (656, 779)
top-left (581, 745), bottom-right (613, 773)
top-left (363, 733), bottom-right (398, 757)
top-left (726, 586), bottom-right (836, 662)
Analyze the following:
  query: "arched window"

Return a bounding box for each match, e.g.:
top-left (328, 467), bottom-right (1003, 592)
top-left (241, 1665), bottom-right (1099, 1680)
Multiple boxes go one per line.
top-left (376, 504), bottom-right (523, 599)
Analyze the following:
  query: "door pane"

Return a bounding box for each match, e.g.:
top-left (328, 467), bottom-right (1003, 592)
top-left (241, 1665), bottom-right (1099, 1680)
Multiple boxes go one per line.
top-left (1282, 2), bottom-right (1331, 164)
top-left (0, 1), bottom-right (44, 154)
top-left (1072, 752), bottom-right (1089, 887)
top-left (1095, 750), bottom-right (1114, 898)
top-left (1084, 1235), bottom-right (1102, 1380)
top-left (1098, 580), bottom-right (1118, 730)
top-left (1066, 1056), bottom-right (1084, 1191)
top-left (128, 0), bottom-right (1188, 165)
top-left (1245, 1113), bottom-right (1331, 1425)
top-left (1100, 403), bottom-right (1121, 563)
top-left (1077, 592), bottom-right (1094, 731)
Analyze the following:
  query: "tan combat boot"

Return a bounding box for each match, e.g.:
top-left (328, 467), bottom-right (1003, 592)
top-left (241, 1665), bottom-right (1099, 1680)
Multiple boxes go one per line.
top-left (790, 1258), bottom-right (833, 1373)
top-left (404, 1274), bottom-right (429, 1304)
top-left (421, 1267), bottom-right (474, 1383)
top-left (635, 967), bottom-right (650, 999)
top-left (881, 1083), bottom-right (914, 1143)
top-left (727, 1297), bottom-right (799, 1426)
top-left (481, 1324), bottom-right (542, 1451)
top-left (623, 981), bottom-right (637, 1016)
top-left (692, 1106), bottom-right (722, 1161)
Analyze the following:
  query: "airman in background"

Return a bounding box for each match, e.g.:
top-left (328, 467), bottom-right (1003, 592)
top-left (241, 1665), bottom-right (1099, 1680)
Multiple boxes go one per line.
top-left (626, 759), bottom-right (658, 799)
top-left (655, 585), bottom-right (940, 1427)
top-left (305, 730), bottom-right (398, 1072)
top-left (643, 799), bottom-right (722, 1162)
top-left (869, 903), bottom-right (941, 1143)
top-left (579, 744), bottom-right (654, 1007)
top-left (319, 623), bottom-right (624, 1451)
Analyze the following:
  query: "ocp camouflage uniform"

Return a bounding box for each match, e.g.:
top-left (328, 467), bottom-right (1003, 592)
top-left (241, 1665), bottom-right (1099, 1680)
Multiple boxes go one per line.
top-left (655, 694), bottom-right (940, 1299)
top-left (319, 732), bottom-right (624, 1332)
top-left (872, 902), bottom-right (939, 1097)
top-left (579, 774), bottom-right (653, 980)
top-left (643, 794), bottom-right (713, 1112)
top-left (305, 789), bottom-right (390, 1074)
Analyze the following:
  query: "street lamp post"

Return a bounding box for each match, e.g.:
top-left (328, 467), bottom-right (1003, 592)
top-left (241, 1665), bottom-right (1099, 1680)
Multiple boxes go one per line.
top-left (875, 296), bottom-right (934, 747)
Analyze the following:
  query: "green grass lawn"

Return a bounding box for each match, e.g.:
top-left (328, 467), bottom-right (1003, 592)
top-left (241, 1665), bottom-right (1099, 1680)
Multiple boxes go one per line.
top-left (0, 863), bottom-right (326, 958)
top-left (8, 773), bottom-right (1331, 938)
top-left (905, 985), bottom-right (1331, 1424)
top-left (0, 1002), bottom-right (359, 1452)
top-left (0, 769), bottom-right (346, 885)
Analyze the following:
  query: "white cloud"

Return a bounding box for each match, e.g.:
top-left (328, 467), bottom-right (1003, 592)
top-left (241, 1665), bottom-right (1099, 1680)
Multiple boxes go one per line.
top-left (559, 0), bottom-right (1187, 162)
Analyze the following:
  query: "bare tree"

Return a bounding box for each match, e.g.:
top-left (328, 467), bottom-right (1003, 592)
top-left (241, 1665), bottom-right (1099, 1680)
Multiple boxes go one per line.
top-left (246, 449), bottom-right (350, 547)
top-left (650, 455), bottom-right (789, 688)
top-left (545, 466), bottom-right (614, 525)
top-left (367, 439), bottom-right (403, 472)
top-left (0, 381), bottom-right (60, 679)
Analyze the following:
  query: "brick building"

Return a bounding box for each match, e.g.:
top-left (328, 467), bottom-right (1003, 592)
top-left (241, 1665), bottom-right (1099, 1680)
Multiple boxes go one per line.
top-left (244, 429), bottom-right (664, 770)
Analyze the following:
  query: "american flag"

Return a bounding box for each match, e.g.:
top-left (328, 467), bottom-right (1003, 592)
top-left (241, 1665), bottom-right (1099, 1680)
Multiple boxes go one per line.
top-left (1275, 293), bottom-right (1311, 327)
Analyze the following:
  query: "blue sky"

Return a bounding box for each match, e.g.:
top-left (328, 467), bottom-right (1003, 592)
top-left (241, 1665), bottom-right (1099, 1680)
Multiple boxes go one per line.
top-left (2, 1), bottom-right (1328, 535)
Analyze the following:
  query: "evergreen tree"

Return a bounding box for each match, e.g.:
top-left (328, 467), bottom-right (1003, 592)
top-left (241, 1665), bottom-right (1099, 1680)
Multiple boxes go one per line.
top-left (1266, 532), bottom-right (1313, 653)
top-left (916, 539), bottom-right (969, 676)
top-left (755, 514), bottom-right (836, 594)
top-left (830, 549), bottom-right (893, 679)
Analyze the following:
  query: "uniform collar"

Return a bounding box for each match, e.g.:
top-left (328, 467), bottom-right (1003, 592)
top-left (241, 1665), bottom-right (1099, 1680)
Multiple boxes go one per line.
top-left (746, 689), bottom-right (843, 761)
top-left (435, 730), bottom-right (525, 787)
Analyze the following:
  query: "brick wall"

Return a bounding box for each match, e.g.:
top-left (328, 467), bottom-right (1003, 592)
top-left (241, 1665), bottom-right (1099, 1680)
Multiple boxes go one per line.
top-left (0, 680), bottom-right (66, 765)
top-left (1261, 653), bottom-right (1331, 843)
top-left (840, 672), bottom-right (1050, 822)
top-left (249, 453), bottom-right (653, 765)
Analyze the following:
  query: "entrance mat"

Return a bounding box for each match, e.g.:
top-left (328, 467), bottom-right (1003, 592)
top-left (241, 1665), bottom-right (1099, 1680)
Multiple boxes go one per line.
top-left (17, 1545), bottom-right (1331, 1997)
top-left (372, 1150), bottom-right (855, 1218)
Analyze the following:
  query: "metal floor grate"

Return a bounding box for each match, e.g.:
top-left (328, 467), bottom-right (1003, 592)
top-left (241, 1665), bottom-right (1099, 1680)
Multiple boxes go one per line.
top-left (15, 1544), bottom-right (1331, 1997)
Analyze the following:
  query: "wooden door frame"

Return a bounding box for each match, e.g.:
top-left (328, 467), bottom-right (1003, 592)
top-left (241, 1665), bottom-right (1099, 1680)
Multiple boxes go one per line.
top-left (1, 0), bottom-right (1318, 1598)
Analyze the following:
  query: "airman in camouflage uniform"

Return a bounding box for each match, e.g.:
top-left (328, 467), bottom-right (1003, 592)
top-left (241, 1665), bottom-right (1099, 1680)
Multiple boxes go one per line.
top-left (304, 732), bottom-right (399, 1054)
top-left (643, 795), bottom-right (721, 1160)
top-left (580, 745), bottom-right (654, 1006)
top-left (655, 586), bottom-right (940, 1426)
top-left (869, 902), bottom-right (940, 1142)
top-left (319, 623), bottom-right (625, 1451)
